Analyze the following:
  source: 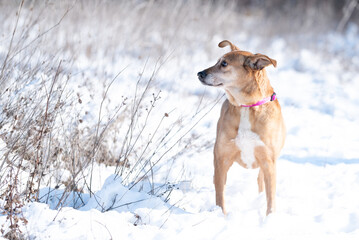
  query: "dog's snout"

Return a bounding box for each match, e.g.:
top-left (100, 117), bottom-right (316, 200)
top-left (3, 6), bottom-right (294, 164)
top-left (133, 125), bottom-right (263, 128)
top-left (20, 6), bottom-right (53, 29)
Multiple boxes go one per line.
top-left (197, 71), bottom-right (207, 81)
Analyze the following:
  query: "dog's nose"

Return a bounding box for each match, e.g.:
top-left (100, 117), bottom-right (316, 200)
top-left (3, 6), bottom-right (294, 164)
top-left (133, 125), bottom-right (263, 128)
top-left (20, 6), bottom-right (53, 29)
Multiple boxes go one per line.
top-left (197, 71), bottom-right (207, 81)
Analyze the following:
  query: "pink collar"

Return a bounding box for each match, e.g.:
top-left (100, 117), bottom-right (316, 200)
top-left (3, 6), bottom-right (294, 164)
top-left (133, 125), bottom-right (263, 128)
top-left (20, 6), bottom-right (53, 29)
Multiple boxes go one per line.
top-left (240, 93), bottom-right (277, 107)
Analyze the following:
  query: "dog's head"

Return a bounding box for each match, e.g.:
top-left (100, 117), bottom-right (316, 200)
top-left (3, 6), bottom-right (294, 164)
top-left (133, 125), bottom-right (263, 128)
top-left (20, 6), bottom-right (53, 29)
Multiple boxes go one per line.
top-left (197, 40), bottom-right (277, 88)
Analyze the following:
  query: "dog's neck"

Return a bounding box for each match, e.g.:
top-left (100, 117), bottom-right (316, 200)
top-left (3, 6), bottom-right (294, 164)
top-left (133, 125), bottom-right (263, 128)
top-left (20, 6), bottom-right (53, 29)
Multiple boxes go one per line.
top-left (225, 70), bottom-right (273, 107)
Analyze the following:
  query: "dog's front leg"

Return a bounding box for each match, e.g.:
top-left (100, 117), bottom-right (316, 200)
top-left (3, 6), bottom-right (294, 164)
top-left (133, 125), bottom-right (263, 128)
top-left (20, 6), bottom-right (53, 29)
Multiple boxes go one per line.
top-left (262, 162), bottom-right (276, 215)
top-left (257, 168), bottom-right (265, 193)
top-left (214, 156), bottom-right (233, 215)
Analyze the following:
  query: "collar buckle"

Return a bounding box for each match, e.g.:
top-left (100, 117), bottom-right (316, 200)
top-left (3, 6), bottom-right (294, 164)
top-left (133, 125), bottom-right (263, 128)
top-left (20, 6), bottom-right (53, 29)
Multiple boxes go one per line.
top-left (270, 92), bottom-right (277, 101)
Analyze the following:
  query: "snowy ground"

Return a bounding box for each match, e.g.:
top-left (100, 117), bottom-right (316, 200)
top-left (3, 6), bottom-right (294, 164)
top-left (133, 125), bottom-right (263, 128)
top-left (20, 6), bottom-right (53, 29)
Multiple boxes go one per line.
top-left (19, 162), bottom-right (359, 240)
top-left (1, 3), bottom-right (359, 239)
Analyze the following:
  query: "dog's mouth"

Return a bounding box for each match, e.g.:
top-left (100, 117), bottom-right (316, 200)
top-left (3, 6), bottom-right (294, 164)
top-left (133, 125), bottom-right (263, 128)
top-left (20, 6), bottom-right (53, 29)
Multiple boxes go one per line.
top-left (200, 81), bottom-right (223, 87)
top-left (199, 79), bottom-right (223, 87)
top-left (209, 83), bottom-right (223, 87)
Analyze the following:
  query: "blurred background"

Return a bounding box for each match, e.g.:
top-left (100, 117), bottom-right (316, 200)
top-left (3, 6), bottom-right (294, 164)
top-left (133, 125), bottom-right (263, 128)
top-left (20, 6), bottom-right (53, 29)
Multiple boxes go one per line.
top-left (1, 0), bottom-right (358, 59)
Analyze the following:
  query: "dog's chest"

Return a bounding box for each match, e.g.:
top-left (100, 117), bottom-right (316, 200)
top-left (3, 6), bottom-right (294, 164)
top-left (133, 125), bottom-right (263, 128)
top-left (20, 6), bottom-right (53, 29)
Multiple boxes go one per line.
top-left (234, 108), bottom-right (264, 168)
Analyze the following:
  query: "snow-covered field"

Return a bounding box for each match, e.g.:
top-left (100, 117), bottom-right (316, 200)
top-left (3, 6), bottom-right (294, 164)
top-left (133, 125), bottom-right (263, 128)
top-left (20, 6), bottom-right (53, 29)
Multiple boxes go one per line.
top-left (1, 1), bottom-right (359, 239)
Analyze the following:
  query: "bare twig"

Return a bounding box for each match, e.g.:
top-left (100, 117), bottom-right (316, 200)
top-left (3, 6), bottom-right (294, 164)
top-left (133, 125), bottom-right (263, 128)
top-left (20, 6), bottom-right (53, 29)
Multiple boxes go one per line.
top-left (0, 0), bottom-right (24, 84)
top-left (88, 66), bottom-right (128, 196)
top-left (337, 0), bottom-right (358, 32)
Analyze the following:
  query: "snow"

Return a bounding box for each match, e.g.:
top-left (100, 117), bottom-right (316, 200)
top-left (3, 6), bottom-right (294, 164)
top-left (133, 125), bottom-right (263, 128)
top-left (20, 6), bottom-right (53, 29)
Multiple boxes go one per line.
top-left (1, 6), bottom-right (359, 240)
top-left (15, 162), bottom-right (359, 239)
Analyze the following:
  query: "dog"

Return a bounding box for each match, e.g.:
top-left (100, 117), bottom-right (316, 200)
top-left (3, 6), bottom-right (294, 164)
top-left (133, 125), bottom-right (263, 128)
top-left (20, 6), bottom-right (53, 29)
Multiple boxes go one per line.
top-left (197, 40), bottom-right (286, 215)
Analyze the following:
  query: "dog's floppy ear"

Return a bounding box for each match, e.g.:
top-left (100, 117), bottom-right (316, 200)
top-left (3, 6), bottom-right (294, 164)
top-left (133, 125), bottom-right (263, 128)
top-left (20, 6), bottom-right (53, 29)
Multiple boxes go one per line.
top-left (244, 54), bottom-right (277, 71)
top-left (218, 40), bottom-right (240, 51)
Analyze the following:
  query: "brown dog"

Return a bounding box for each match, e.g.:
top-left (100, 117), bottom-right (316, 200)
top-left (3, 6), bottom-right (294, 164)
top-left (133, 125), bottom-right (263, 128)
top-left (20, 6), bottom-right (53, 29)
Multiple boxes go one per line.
top-left (197, 40), bottom-right (286, 215)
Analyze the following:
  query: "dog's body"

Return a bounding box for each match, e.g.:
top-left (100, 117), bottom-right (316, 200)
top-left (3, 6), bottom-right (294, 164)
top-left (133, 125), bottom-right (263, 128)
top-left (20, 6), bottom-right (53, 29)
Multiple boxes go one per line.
top-left (198, 40), bottom-right (286, 215)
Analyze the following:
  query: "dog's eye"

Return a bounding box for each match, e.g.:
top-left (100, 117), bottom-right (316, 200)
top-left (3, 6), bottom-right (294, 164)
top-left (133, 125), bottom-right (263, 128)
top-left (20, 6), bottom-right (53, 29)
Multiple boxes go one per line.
top-left (221, 60), bottom-right (228, 67)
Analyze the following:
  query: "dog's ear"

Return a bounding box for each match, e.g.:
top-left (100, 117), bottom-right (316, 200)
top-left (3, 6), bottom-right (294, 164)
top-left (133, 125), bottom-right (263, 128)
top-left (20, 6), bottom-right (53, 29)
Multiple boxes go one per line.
top-left (218, 40), bottom-right (240, 51)
top-left (244, 54), bottom-right (277, 70)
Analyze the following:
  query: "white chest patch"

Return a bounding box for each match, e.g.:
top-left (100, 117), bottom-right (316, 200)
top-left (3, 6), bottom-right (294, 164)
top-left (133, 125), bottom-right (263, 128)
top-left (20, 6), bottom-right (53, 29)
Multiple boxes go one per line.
top-left (235, 108), bottom-right (264, 168)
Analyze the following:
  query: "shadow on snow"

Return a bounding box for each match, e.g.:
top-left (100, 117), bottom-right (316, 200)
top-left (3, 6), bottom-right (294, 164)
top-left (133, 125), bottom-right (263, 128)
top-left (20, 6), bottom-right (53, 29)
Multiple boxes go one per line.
top-left (280, 155), bottom-right (359, 166)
